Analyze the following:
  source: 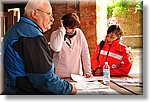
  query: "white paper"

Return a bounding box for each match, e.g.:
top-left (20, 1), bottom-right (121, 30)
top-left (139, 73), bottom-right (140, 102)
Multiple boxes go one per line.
top-left (70, 74), bottom-right (120, 95)
top-left (71, 74), bottom-right (109, 90)
top-left (71, 74), bottom-right (86, 82)
top-left (76, 88), bottom-right (120, 95)
top-left (112, 78), bottom-right (143, 86)
top-left (75, 81), bottom-right (109, 90)
top-left (71, 74), bottom-right (103, 82)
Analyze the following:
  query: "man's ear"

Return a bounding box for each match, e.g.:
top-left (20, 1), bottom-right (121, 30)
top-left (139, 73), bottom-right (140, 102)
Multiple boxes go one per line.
top-left (31, 9), bottom-right (38, 20)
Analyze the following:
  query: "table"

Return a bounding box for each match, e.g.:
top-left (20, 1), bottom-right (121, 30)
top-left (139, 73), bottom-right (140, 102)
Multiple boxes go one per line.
top-left (0, 74), bottom-right (143, 95)
top-left (109, 74), bottom-right (143, 95)
top-left (65, 74), bottom-right (143, 95)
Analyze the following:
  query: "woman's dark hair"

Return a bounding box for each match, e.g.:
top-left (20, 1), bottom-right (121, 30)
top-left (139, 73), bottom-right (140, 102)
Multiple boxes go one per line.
top-left (61, 13), bottom-right (80, 29)
top-left (107, 25), bottom-right (123, 36)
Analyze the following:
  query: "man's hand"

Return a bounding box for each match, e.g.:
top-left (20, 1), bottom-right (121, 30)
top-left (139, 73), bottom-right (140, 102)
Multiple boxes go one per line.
top-left (70, 84), bottom-right (77, 95)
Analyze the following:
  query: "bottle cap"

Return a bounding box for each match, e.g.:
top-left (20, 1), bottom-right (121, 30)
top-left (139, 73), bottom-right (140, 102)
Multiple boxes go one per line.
top-left (105, 62), bottom-right (108, 64)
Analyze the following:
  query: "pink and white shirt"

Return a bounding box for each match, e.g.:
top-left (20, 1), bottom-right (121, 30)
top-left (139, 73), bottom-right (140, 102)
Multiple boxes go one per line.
top-left (50, 27), bottom-right (92, 78)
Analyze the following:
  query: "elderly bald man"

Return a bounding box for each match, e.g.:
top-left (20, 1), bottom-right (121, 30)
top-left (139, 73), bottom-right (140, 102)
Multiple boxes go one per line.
top-left (2, 0), bottom-right (77, 95)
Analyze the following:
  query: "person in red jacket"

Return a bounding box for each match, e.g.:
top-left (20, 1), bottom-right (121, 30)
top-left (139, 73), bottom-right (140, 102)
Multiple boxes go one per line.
top-left (91, 25), bottom-right (133, 76)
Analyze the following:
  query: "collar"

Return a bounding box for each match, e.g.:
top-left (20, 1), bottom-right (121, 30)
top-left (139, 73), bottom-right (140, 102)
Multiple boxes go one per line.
top-left (65, 31), bottom-right (76, 39)
top-left (20, 17), bottom-right (43, 33)
top-left (64, 31), bottom-right (76, 41)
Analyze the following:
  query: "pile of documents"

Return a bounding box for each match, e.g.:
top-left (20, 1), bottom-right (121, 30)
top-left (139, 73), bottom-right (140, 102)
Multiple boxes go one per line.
top-left (112, 78), bottom-right (142, 86)
top-left (71, 74), bottom-right (120, 95)
top-left (71, 74), bottom-right (109, 90)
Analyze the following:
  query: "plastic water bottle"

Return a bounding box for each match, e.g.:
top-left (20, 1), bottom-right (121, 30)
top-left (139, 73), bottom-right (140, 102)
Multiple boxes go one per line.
top-left (103, 62), bottom-right (110, 84)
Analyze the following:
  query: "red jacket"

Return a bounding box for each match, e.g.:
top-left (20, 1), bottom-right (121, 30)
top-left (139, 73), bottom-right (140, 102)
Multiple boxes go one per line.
top-left (91, 38), bottom-right (133, 76)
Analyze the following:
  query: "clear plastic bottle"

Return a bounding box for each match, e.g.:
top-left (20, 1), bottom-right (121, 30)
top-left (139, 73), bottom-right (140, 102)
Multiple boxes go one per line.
top-left (103, 62), bottom-right (110, 84)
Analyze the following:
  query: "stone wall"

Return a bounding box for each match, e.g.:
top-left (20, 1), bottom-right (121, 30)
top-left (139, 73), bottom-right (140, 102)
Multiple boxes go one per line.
top-left (115, 9), bottom-right (143, 48)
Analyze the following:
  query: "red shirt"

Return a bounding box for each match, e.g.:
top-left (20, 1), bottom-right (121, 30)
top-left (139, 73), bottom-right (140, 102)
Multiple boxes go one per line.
top-left (91, 38), bottom-right (133, 76)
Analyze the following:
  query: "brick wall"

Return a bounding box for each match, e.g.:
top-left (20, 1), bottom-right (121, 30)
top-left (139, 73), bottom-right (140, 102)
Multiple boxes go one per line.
top-left (45, 0), bottom-right (80, 42)
top-left (45, 0), bottom-right (142, 57)
top-left (79, 0), bottom-right (96, 57)
top-left (45, 0), bottom-right (97, 57)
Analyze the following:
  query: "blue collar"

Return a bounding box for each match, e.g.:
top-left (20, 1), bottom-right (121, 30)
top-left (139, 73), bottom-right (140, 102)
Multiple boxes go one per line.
top-left (20, 17), bottom-right (43, 33)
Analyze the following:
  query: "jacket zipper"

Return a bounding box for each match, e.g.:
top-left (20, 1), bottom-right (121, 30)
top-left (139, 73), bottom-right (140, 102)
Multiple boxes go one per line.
top-left (105, 44), bottom-right (112, 62)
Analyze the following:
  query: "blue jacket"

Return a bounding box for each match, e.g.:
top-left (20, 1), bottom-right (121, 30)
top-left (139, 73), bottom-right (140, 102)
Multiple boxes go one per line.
top-left (2, 17), bottom-right (72, 95)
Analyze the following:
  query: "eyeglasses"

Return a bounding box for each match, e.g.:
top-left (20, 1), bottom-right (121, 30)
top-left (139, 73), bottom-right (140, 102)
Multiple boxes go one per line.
top-left (36, 9), bottom-right (53, 17)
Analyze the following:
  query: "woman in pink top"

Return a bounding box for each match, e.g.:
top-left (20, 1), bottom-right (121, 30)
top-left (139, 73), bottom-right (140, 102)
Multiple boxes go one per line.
top-left (50, 13), bottom-right (92, 78)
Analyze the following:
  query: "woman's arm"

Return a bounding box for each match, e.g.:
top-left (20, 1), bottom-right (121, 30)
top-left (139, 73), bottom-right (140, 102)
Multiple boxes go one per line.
top-left (80, 29), bottom-right (92, 77)
top-left (50, 20), bottom-right (66, 52)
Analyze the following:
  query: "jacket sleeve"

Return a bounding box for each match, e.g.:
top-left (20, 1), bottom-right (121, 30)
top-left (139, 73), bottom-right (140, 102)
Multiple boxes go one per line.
top-left (110, 50), bottom-right (133, 76)
top-left (13, 36), bottom-right (73, 94)
top-left (91, 44), bottom-right (100, 70)
top-left (50, 27), bottom-right (66, 52)
top-left (80, 29), bottom-right (92, 74)
top-left (27, 64), bottom-right (73, 95)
